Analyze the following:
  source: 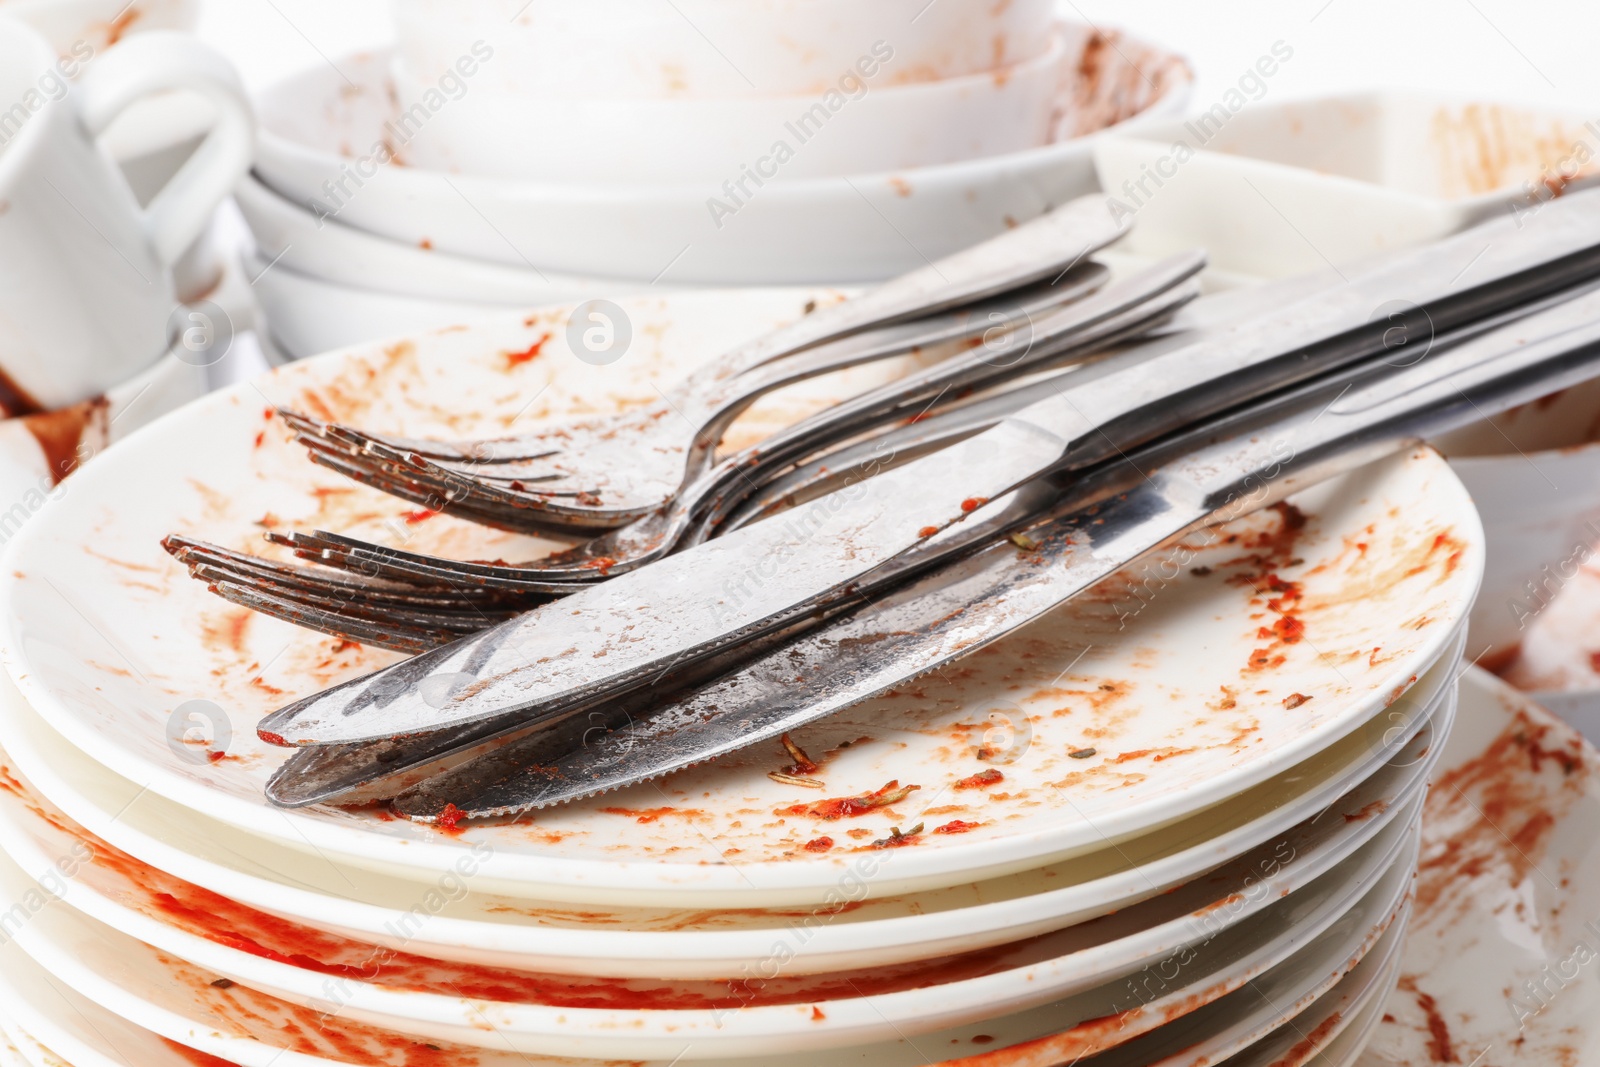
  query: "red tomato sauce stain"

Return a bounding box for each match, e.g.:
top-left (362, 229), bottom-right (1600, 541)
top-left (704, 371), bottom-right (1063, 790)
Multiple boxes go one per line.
top-left (954, 768), bottom-right (1005, 790)
top-left (1415, 705), bottom-right (1585, 919)
top-left (803, 836), bottom-right (834, 852)
top-left (781, 780), bottom-right (919, 819)
top-left (1397, 976), bottom-right (1455, 1064)
top-left (503, 334), bottom-right (550, 369)
top-left (599, 805), bottom-right (708, 824)
top-left (961, 497), bottom-right (989, 512)
top-left (934, 820), bottom-right (980, 834)
top-left (402, 509), bottom-right (438, 524)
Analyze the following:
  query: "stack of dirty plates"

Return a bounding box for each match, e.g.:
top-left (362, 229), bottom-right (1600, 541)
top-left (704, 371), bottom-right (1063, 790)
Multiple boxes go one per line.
top-left (0, 290), bottom-right (1480, 1065)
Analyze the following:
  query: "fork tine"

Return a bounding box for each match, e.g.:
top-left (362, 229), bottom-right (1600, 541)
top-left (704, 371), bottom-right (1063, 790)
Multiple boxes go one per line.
top-left (202, 578), bottom-right (456, 654)
top-left (273, 530), bottom-right (614, 590)
top-left (190, 562), bottom-right (513, 630)
top-left (166, 536), bottom-right (540, 611)
top-left (278, 408), bottom-right (564, 465)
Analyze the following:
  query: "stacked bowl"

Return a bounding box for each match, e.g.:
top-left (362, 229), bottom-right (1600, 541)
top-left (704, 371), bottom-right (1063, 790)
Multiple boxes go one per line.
top-left (0, 292), bottom-right (1484, 1065)
top-left (243, 2), bottom-right (1194, 359)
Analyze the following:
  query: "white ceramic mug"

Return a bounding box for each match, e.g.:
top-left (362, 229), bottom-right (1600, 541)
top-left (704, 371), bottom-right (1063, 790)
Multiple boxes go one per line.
top-left (0, 16), bottom-right (252, 411)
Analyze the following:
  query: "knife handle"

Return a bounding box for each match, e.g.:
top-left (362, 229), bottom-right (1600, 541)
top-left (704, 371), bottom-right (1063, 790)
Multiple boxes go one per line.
top-left (1019, 189), bottom-right (1600, 476)
top-left (1176, 285), bottom-right (1600, 523)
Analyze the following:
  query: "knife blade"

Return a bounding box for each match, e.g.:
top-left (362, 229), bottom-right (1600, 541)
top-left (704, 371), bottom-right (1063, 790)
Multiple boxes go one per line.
top-left (259, 190), bottom-right (1600, 749)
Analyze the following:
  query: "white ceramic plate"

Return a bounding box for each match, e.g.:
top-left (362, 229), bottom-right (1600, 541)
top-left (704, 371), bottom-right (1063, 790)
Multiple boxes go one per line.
top-left (1358, 668), bottom-right (1600, 1067)
top-left (0, 808), bottom-right (1420, 1064)
top-left (0, 1024), bottom-right (64, 1067)
top-left (1092, 884), bottom-right (1412, 1067)
top-left (0, 294), bottom-right (1483, 907)
top-left (0, 632), bottom-right (1457, 978)
top-left (0, 720), bottom-right (1435, 1058)
top-left (253, 42), bottom-right (1191, 285)
top-left (0, 1022), bottom-right (28, 1067)
top-left (1219, 919), bottom-right (1400, 1067)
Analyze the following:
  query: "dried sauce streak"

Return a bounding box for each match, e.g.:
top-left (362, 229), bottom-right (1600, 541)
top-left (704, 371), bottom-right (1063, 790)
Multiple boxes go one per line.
top-left (38, 791), bottom-right (1030, 1011)
top-left (503, 333), bottom-right (550, 368)
top-left (24, 395), bottom-right (110, 484)
top-left (955, 768), bottom-right (1005, 790)
top-left (781, 780), bottom-right (919, 819)
top-left (159, 1039), bottom-right (244, 1067)
top-left (1414, 705), bottom-right (1586, 918)
top-left (934, 820), bottom-right (980, 834)
top-left (1396, 976), bottom-right (1457, 1064)
top-left (802, 836), bottom-right (834, 852)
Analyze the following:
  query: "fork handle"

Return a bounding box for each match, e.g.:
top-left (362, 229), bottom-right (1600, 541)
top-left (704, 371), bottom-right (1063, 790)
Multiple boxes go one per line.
top-left (662, 266), bottom-right (1110, 460)
top-left (692, 195), bottom-right (1128, 385)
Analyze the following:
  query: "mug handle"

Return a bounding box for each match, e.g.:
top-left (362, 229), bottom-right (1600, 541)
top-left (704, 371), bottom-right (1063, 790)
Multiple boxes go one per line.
top-left (74, 32), bottom-right (255, 268)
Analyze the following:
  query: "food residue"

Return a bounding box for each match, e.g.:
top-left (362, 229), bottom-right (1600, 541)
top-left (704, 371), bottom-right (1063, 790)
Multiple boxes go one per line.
top-left (781, 780), bottom-right (919, 820)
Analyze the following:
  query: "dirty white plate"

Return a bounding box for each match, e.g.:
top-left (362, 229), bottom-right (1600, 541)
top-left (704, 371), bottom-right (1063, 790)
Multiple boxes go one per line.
top-left (1220, 914), bottom-right (1401, 1067)
top-left (0, 635), bottom-right (1456, 978)
top-left (1357, 667), bottom-right (1600, 1067)
top-left (0, 721), bottom-right (1433, 1059)
top-left (0, 809), bottom-right (1420, 1064)
top-left (0, 293), bottom-right (1483, 907)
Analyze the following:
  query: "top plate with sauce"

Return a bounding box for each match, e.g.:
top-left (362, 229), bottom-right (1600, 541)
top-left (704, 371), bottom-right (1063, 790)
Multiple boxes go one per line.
top-left (0, 290), bottom-right (1482, 906)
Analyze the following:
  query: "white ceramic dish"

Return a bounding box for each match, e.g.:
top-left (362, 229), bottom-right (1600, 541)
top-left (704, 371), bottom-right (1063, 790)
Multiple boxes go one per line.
top-left (1220, 922), bottom-right (1399, 1067)
top-left (393, 0), bottom-right (1056, 100)
top-left (0, 811), bottom-right (1420, 1064)
top-left (254, 41), bottom-right (1191, 284)
top-left (1094, 92), bottom-right (1599, 280)
top-left (235, 172), bottom-right (658, 305)
top-left (1358, 668), bottom-right (1600, 1067)
top-left (0, 707), bottom-right (1435, 1059)
top-left (0, 645), bottom-right (1455, 980)
top-left (0, 1028), bottom-right (28, 1067)
top-left (0, 292), bottom-right (1483, 906)
top-left (1430, 375), bottom-right (1600, 670)
top-left (392, 33), bottom-right (1065, 184)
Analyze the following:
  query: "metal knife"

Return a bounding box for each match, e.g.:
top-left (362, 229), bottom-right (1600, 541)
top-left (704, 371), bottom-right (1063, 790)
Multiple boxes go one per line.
top-left (382, 279), bottom-right (1600, 817)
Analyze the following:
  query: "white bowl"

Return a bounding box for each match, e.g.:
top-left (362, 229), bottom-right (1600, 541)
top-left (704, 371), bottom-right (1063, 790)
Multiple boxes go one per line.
top-left (393, 33), bottom-right (1066, 183)
top-left (244, 249), bottom-right (584, 360)
top-left (394, 0), bottom-right (1057, 100)
top-left (0, 0), bottom-right (197, 57)
top-left (1430, 376), bottom-right (1600, 670)
top-left (254, 34), bottom-right (1192, 284)
top-left (235, 172), bottom-right (654, 304)
top-left (1094, 91), bottom-right (1599, 279)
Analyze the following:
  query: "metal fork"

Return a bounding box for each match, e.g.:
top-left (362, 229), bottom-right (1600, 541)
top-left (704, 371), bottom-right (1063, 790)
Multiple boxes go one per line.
top-left (165, 256), bottom-right (1203, 644)
top-left (278, 196), bottom-right (1128, 532)
top-left (278, 265), bottom-right (1107, 532)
